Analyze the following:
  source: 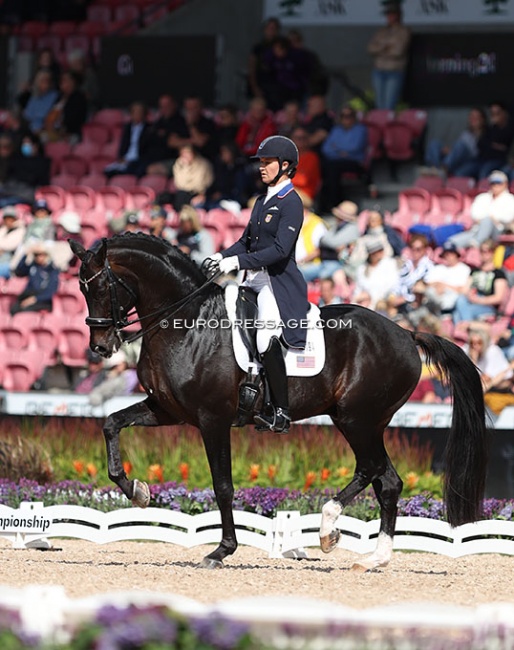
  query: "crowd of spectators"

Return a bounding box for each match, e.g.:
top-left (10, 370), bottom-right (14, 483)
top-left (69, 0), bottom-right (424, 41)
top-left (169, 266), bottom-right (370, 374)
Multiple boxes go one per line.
top-left (2, 12), bottom-right (514, 416)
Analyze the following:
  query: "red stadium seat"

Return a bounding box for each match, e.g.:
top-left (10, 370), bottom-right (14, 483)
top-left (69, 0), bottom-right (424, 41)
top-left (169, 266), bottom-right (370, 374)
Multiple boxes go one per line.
top-left (1, 351), bottom-right (45, 391)
top-left (0, 322), bottom-right (30, 351)
top-left (27, 323), bottom-right (59, 364)
top-left (82, 123), bottom-right (111, 146)
top-left (138, 174), bottom-right (167, 194)
top-left (100, 141), bottom-right (120, 159)
top-left (19, 21), bottom-right (48, 38)
top-left (45, 140), bottom-right (73, 175)
top-left (396, 108), bottom-right (428, 139)
top-left (66, 186), bottom-right (98, 213)
top-left (89, 155), bottom-right (114, 174)
top-left (361, 120), bottom-right (383, 160)
top-left (49, 21), bottom-right (77, 37)
top-left (58, 321), bottom-right (90, 367)
top-left (383, 121), bottom-right (416, 162)
top-left (446, 176), bottom-right (476, 193)
top-left (363, 108), bottom-right (395, 130)
top-left (54, 290), bottom-right (86, 317)
top-left (114, 5), bottom-right (140, 23)
top-left (96, 186), bottom-right (127, 212)
top-left (108, 174), bottom-right (138, 190)
top-left (394, 188), bottom-right (432, 225)
top-left (77, 21), bottom-right (108, 37)
top-left (76, 173), bottom-right (107, 191)
top-left (72, 141), bottom-right (101, 162)
top-left (60, 155), bottom-right (89, 178)
top-left (50, 173), bottom-right (81, 191)
top-left (93, 108), bottom-right (126, 128)
top-left (414, 175), bottom-right (444, 193)
top-left (127, 186), bottom-right (155, 209)
top-left (429, 188), bottom-right (464, 222)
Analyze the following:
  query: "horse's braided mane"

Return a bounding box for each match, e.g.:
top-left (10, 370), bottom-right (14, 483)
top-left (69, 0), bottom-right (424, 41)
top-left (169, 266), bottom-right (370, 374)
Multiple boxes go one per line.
top-left (105, 232), bottom-right (207, 284)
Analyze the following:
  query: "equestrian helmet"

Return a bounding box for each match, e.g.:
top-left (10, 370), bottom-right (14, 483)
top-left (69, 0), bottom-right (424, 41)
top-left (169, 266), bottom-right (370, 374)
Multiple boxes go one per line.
top-left (251, 135), bottom-right (299, 177)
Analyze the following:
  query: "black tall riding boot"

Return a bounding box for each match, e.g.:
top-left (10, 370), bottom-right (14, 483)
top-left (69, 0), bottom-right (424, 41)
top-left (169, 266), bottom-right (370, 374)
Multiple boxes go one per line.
top-left (254, 337), bottom-right (291, 433)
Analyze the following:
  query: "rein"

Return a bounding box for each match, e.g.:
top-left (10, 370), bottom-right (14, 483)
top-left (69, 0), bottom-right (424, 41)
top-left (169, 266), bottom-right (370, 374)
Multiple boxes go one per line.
top-left (80, 256), bottom-right (221, 343)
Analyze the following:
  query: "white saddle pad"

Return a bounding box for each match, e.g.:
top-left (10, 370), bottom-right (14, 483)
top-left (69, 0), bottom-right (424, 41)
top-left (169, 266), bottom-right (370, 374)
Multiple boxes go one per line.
top-left (225, 284), bottom-right (325, 377)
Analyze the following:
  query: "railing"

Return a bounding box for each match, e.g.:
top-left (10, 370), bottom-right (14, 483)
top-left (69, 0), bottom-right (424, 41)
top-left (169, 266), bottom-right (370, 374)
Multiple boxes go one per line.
top-left (2, 502), bottom-right (514, 558)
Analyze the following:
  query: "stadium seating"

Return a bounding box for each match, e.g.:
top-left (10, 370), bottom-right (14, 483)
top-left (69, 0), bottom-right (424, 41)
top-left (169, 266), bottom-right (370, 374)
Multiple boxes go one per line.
top-left (67, 186), bottom-right (98, 213)
top-left (35, 186), bottom-right (67, 212)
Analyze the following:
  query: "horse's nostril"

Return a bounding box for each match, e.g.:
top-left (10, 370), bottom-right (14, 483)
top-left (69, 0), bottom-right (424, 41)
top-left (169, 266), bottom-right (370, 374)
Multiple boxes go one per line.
top-left (93, 344), bottom-right (108, 357)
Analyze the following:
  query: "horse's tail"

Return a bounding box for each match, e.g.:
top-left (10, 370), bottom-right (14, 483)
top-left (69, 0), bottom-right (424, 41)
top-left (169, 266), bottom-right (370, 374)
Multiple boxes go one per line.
top-left (413, 331), bottom-right (489, 526)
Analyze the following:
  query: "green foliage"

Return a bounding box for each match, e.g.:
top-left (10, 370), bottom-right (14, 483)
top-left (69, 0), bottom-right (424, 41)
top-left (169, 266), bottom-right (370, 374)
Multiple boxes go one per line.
top-left (0, 436), bottom-right (53, 483)
top-left (0, 418), bottom-right (441, 497)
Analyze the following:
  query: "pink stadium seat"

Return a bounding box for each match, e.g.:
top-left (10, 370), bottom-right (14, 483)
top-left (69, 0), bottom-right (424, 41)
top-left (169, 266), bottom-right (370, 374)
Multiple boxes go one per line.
top-left (127, 186), bottom-right (155, 209)
top-left (446, 176), bottom-right (476, 193)
top-left (93, 108), bottom-right (126, 128)
top-left (396, 187), bottom-right (432, 222)
top-left (363, 109), bottom-right (395, 130)
top-left (89, 155), bottom-right (114, 174)
top-left (77, 173), bottom-right (106, 191)
top-left (0, 323), bottom-right (30, 351)
top-left (58, 321), bottom-right (90, 367)
top-left (50, 173), bottom-right (81, 191)
top-left (361, 121), bottom-right (383, 160)
top-left (414, 175), bottom-right (444, 193)
top-left (477, 178), bottom-right (491, 192)
top-left (203, 224), bottom-right (224, 253)
top-left (96, 186), bottom-right (127, 212)
top-left (224, 225), bottom-right (246, 249)
top-left (82, 123), bottom-right (111, 146)
top-left (35, 186), bottom-right (67, 212)
top-left (54, 289), bottom-right (86, 317)
top-left (138, 174), bottom-right (167, 194)
top-left (203, 208), bottom-right (233, 231)
top-left (45, 141), bottom-right (73, 176)
top-left (60, 155), bottom-right (89, 178)
top-left (66, 186), bottom-right (97, 213)
top-left (27, 323), bottom-right (59, 364)
top-left (72, 140), bottom-right (101, 162)
top-left (383, 121), bottom-right (416, 161)
top-left (2, 351), bottom-right (44, 391)
top-left (108, 174), bottom-right (138, 190)
top-left (429, 188), bottom-right (464, 222)
top-left (396, 108), bottom-right (428, 139)
top-left (100, 141), bottom-right (120, 160)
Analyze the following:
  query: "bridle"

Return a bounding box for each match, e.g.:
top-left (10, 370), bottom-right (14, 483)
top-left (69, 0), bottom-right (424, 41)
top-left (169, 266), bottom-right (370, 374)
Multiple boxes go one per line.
top-left (79, 255), bottom-right (221, 344)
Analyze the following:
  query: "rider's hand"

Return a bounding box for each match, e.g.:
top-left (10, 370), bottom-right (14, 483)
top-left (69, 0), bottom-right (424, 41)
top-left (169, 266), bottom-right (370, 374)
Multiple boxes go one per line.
top-left (201, 253), bottom-right (223, 279)
top-left (219, 256), bottom-right (240, 274)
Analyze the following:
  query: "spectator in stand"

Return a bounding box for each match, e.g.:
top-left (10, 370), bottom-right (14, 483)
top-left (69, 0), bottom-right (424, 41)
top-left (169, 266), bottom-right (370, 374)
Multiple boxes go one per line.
top-left (424, 107), bottom-right (487, 178)
top-left (74, 349), bottom-right (107, 395)
top-left (388, 234), bottom-right (433, 314)
top-left (295, 190), bottom-right (327, 273)
top-left (0, 109), bottom-right (30, 152)
top-left (247, 16), bottom-right (282, 104)
top-left (171, 143), bottom-right (214, 211)
top-left (0, 134), bottom-right (14, 186)
top-left (66, 49), bottom-right (100, 113)
top-left (476, 101), bottom-right (514, 180)
top-left (367, 1), bottom-right (411, 111)
top-left (148, 205), bottom-right (175, 243)
top-left (166, 95), bottom-right (218, 162)
top-left (215, 103), bottom-right (240, 145)
top-left (0, 206), bottom-right (25, 278)
top-left (24, 198), bottom-right (56, 244)
top-left (52, 210), bottom-right (84, 273)
top-left (207, 141), bottom-right (250, 210)
top-left (287, 29), bottom-right (329, 98)
top-left (463, 324), bottom-right (512, 396)
top-left (43, 71), bottom-right (88, 144)
top-left (448, 170), bottom-right (514, 249)
top-left (87, 350), bottom-right (140, 406)
top-left (10, 132), bottom-right (50, 188)
top-left (17, 49), bottom-right (61, 110)
top-left (235, 97), bottom-right (276, 157)
top-left (277, 100), bottom-right (303, 138)
top-left (123, 211), bottom-right (144, 234)
top-left (172, 204), bottom-right (215, 265)
top-left (263, 36), bottom-right (310, 110)
top-left (104, 101), bottom-right (151, 178)
top-left (22, 70), bottom-right (59, 135)
top-left (352, 237), bottom-right (400, 310)
top-left (423, 241), bottom-right (471, 316)
top-left (320, 105), bottom-right (368, 213)
top-left (144, 93), bottom-right (188, 174)
top-left (453, 239), bottom-right (509, 323)
top-left (318, 277), bottom-right (343, 306)
top-left (303, 94), bottom-right (333, 154)
top-left (290, 126), bottom-right (321, 203)
top-left (300, 200), bottom-right (359, 285)
top-left (10, 241), bottom-right (59, 315)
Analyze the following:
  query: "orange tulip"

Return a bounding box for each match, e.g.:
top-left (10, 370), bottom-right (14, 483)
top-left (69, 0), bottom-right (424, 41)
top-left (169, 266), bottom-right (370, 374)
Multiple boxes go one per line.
top-left (338, 466), bottom-right (350, 478)
top-left (249, 464), bottom-right (260, 481)
top-left (179, 462), bottom-right (189, 482)
top-left (72, 460), bottom-right (84, 475)
top-left (267, 465), bottom-right (277, 481)
top-left (148, 464), bottom-right (164, 483)
top-left (320, 468), bottom-right (330, 482)
top-left (86, 463), bottom-right (97, 478)
top-left (405, 471), bottom-right (419, 490)
top-left (304, 471), bottom-right (316, 491)
top-left (123, 461), bottom-right (133, 476)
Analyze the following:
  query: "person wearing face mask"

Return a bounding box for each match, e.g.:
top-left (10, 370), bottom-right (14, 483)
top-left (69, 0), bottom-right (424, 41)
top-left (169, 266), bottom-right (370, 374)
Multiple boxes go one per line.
top-left (10, 133), bottom-right (51, 189)
top-left (205, 135), bottom-right (309, 434)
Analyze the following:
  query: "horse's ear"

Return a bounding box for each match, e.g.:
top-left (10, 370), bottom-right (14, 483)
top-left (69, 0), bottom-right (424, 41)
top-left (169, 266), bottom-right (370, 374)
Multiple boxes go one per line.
top-left (69, 238), bottom-right (87, 260)
top-left (93, 238), bottom-right (107, 265)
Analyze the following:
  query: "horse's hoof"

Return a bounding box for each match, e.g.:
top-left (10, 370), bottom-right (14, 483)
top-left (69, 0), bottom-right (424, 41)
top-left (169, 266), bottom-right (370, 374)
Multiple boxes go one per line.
top-left (131, 479), bottom-right (150, 508)
top-left (320, 530), bottom-right (340, 554)
top-left (199, 557), bottom-right (224, 569)
top-left (351, 562), bottom-right (370, 573)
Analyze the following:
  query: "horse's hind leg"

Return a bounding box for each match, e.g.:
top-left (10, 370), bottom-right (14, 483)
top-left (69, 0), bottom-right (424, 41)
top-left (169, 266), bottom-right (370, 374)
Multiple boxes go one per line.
top-left (103, 398), bottom-right (178, 507)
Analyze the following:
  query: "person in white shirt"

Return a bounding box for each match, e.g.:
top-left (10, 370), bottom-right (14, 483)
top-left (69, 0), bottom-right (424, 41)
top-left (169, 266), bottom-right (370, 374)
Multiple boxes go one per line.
top-left (424, 241), bottom-right (471, 315)
top-left (463, 325), bottom-right (512, 392)
top-left (352, 237), bottom-right (399, 310)
top-left (448, 169), bottom-right (514, 248)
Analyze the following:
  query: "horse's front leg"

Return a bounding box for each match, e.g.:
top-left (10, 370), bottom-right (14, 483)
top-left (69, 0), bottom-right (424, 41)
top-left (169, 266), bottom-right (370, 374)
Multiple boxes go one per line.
top-left (103, 398), bottom-right (178, 507)
top-left (198, 415), bottom-right (237, 569)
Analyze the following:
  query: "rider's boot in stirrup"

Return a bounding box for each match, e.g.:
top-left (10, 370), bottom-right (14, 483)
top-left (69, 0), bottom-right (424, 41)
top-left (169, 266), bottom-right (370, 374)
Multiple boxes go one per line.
top-left (254, 337), bottom-right (291, 434)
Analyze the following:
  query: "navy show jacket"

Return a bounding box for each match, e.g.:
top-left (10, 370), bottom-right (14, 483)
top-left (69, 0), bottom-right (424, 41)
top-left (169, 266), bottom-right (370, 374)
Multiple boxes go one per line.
top-left (222, 182), bottom-right (309, 349)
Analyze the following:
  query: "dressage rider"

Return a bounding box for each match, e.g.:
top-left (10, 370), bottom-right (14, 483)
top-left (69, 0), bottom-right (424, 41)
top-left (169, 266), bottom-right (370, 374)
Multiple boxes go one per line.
top-left (209, 135), bottom-right (309, 433)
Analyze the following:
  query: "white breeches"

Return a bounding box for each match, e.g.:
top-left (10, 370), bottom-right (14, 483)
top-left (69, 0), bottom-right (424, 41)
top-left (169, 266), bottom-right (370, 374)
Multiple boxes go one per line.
top-left (243, 269), bottom-right (283, 353)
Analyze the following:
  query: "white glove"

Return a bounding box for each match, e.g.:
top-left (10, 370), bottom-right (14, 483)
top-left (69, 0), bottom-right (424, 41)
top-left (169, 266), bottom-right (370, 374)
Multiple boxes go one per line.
top-left (219, 256), bottom-right (240, 274)
top-left (208, 252), bottom-right (223, 263)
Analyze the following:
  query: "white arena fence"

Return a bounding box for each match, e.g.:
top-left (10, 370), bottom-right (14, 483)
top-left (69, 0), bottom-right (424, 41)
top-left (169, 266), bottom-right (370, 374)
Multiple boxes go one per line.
top-left (1, 502), bottom-right (514, 558)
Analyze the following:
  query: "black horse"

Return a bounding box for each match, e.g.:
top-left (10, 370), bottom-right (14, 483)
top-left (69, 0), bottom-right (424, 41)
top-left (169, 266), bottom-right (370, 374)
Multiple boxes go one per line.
top-left (70, 234), bottom-right (488, 571)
